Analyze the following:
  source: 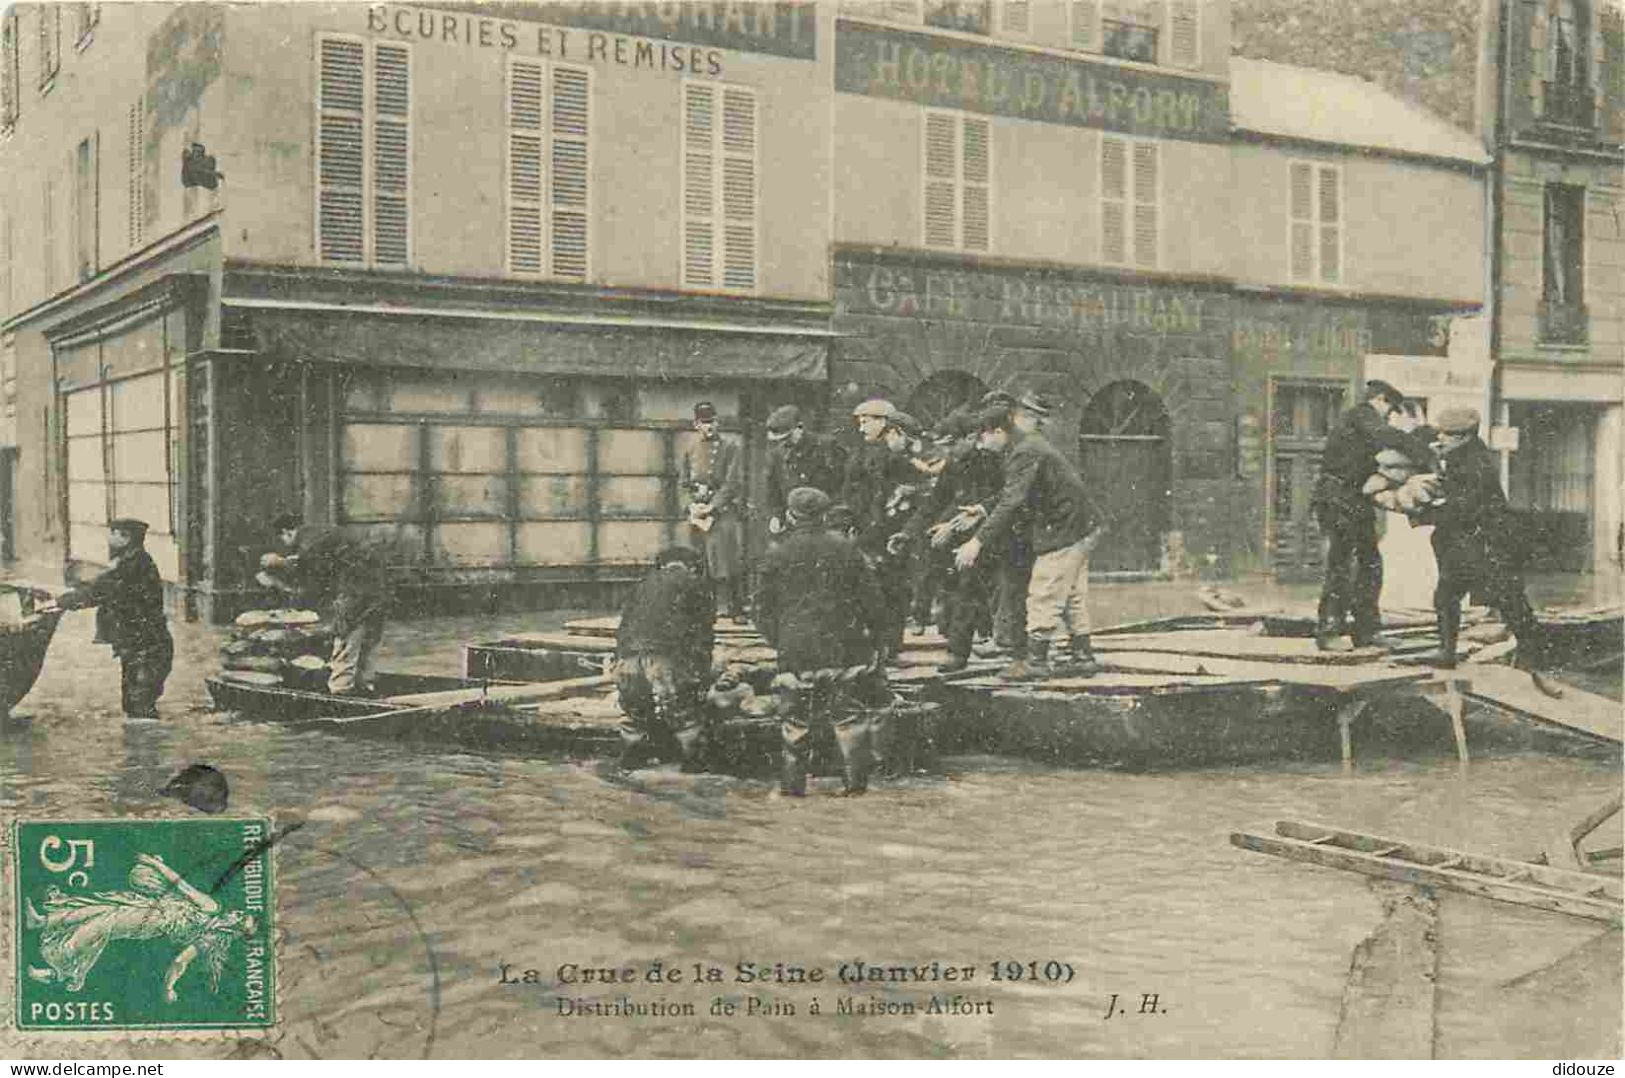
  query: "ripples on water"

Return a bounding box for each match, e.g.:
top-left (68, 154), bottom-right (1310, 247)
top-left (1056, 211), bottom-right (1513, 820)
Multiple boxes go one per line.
top-left (0, 615), bottom-right (1618, 1059)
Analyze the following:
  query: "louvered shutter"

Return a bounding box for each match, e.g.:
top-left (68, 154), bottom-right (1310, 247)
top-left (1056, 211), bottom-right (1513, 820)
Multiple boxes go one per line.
top-left (550, 65), bottom-right (589, 280)
top-left (1100, 135), bottom-right (1126, 264)
top-left (1531, 1), bottom-right (1549, 117)
top-left (1167, 0), bottom-right (1199, 68)
top-left (1070, 0), bottom-right (1097, 48)
top-left (317, 37), bottom-right (365, 263)
top-left (682, 82), bottom-right (716, 287)
top-left (923, 111), bottom-right (958, 248)
top-left (1001, 0), bottom-right (1031, 35)
top-left (372, 43), bottom-right (410, 265)
top-left (1288, 161), bottom-right (1313, 281)
top-left (1317, 166), bottom-right (1340, 284)
top-left (961, 116), bottom-right (990, 251)
top-left (127, 97), bottom-right (144, 248)
top-left (1131, 140), bottom-right (1157, 267)
top-left (720, 86), bottom-right (756, 290)
top-left (506, 59), bottom-right (544, 275)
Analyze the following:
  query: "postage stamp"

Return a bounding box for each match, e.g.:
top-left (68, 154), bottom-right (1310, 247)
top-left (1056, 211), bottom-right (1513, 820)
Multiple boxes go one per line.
top-left (10, 817), bottom-right (276, 1032)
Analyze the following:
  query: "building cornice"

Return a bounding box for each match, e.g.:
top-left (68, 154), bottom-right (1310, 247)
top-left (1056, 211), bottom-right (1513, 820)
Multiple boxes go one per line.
top-left (1230, 128), bottom-right (1489, 172)
top-left (831, 243), bottom-right (1233, 292)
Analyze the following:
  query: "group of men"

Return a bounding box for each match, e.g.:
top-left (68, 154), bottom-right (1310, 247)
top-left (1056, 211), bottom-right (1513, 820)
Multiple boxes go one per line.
top-left (1313, 379), bottom-right (1554, 681)
top-left (613, 391), bottom-right (1108, 794)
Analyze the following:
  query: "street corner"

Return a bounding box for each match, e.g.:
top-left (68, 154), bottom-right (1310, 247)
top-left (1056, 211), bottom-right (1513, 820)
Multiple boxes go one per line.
top-left (11, 816), bottom-right (276, 1033)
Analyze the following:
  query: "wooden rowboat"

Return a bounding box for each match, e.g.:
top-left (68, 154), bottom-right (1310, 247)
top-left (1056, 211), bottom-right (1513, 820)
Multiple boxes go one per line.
top-left (0, 585), bottom-right (64, 717)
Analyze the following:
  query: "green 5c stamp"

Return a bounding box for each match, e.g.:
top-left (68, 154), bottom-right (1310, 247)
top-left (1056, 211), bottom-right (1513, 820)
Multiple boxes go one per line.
top-left (12, 817), bottom-right (276, 1031)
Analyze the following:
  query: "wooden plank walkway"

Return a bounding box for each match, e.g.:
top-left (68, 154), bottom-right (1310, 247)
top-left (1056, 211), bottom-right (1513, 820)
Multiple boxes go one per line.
top-left (1457, 665), bottom-right (1622, 745)
top-left (1092, 629), bottom-right (1382, 666)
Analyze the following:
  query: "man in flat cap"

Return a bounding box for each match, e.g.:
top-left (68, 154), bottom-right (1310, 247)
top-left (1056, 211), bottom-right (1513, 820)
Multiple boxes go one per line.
top-left (51, 518), bottom-right (173, 718)
top-left (764, 404), bottom-right (846, 537)
top-left (260, 513), bottom-right (392, 695)
top-left (1414, 408), bottom-right (1553, 684)
top-left (1312, 380), bottom-right (1436, 651)
top-left (682, 401), bottom-right (746, 620)
top-left (755, 487), bottom-right (891, 796)
top-left (612, 545), bottom-right (716, 770)
top-left (842, 398), bottom-right (919, 661)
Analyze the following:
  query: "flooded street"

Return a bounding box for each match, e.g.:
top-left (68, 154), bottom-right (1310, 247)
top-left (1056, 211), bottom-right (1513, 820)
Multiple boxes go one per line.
top-left (2, 600), bottom-right (1619, 1059)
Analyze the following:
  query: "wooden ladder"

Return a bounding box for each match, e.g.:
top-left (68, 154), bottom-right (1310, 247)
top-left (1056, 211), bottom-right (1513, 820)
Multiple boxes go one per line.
top-left (1231, 819), bottom-right (1624, 925)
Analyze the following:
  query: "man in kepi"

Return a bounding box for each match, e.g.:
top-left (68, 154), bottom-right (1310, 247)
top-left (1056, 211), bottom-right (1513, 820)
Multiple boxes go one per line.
top-left (611, 546), bottom-right (717, 770)
top-left (682, 401), bottom-right (745, 620)
top-left (49, 518), bottom-right (173, 719)
top-left (764, 404), bottom-right (845, 537)
top-left (1415, 409), bottom-right (1558, 692)
top-left (755, 487), bottom-right (891, 797)
top-left (259, 514), bottom-right (391, 696)
top-left (1312, 380), bottom-right (1435, 651)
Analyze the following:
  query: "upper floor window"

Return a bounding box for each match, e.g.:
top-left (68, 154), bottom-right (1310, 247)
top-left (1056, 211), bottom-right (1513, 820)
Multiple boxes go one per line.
top-left (923, 110), bottom-right (991, 253)
top-left (681, 80), bottom-right (757, 293)
top-left (1071, 1), bottom-right (1200, 68)
top-left (1102, 134), bottom-right (1157, 268)
top-left (505, 58), bottom-right (591, 282)
top-left (1541, 183), bottom-right (1587, 342)
top-left (74, 3), bottom-right (99, 48)
top-left (38, 4), bottom-right (60, 90)
top-left (1288, 160), bottom-right (1341, 286)
top-left (315, 35), bottom-right (412, 267)
top-left (1540, 0), bottom-right (1594, 126)
top-left (1, 11), bottom-right (19, 133)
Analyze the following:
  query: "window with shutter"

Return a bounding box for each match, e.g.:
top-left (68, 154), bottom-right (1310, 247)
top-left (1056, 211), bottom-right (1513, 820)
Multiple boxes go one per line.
top-left (506, 58), bottom-right (545, 275)
top-left (681, 80), bottom-right (756, 292)
top-left (1287, 160), bottom-right (1340, 285)
top-left (1166, 0), bottom-right (1199, 68)
top-left (883, 0), bottom-right (924, 22)
top-left (1101, 135), bottom-right (1155, 266)
top-left (127, 97), bottom-right (144, 248)
top-left (372, 43), bottom-right (410, 265)
top-left (550, 65), bottom-right (590, 281)
top-left (1, 11), bottom-right (18, 132)
top-left (923, 110), bottom-right (992, 253)
top-left (1069, 0), bottom-right (1098, 49)
top-left (316, 36), bottom-right (365, 264)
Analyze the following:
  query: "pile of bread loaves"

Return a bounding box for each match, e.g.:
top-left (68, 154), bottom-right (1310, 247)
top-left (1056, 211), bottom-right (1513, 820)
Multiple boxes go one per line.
top-left (218, 608), bottom-right (333, 689)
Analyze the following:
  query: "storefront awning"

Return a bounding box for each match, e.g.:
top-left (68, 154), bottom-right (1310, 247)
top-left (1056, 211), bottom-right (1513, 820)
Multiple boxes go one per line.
top-left (233, 302), bottom-right (830, 383)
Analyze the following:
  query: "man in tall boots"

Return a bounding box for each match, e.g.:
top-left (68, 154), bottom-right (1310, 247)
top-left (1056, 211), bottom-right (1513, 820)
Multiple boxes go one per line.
top-left (755, 487), bottom-right (891, 796)
top-left (1312, 380), bottom-right (1436, 651)
top-left (1415, 408), bottom-right (1557, 692)
top-left (51, 518), bottom-right (173, 719)
top-left (611, 546), bottom-right (717, 770)
top-left (682, 401), bottom-right (746, 619)
top-left (842, 398), bottom-right (920, 663)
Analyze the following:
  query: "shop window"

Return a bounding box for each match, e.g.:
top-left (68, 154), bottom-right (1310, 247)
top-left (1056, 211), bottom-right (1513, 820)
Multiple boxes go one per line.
top-left (506, 58), bottom-right (591, 282)
top-left (1101, 135), bottom-right (1157, 267)
top-left (1288, 160), bottom-right (1341, 285)
top-left (1268, 380), bottom-right (1344, 578)
top-left (681, 80), bottom-right (757, 293)
top-left (315, 35), bottom-right (411, 268)
top-left (37, 4), bottom-right (58, 91)
top-left (1080, 380), bottom-right (1171, 573)
top-left (1, 11), bottom-right (19, 134)
top-left (1541, 183), bottom-right (1587, 343)
top-left (127, 96), bottom-right (144, 249)
top-left (923, 110), bottom-right (991, 253)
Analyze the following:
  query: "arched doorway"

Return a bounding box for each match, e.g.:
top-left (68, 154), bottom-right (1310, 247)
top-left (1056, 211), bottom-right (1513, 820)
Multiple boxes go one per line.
top-left (905, 370), bottom-right (989, 432)
top-left (1078, 381), bottom-right (1172, 573)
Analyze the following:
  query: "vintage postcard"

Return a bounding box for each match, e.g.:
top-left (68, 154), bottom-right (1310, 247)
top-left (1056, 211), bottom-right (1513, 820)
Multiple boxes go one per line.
top-left (0, 0), bottom-right (1619, 1061)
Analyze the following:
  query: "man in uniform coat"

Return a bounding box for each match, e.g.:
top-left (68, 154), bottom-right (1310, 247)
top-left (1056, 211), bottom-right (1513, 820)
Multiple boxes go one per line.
top-left (261, 514), bottom-right (392, 695)
top-left (1312, 380), bottom-right (1436, 651)
top-left (681, 401), bottom-right (745, 619)
top-left (755, 487), bottom-right (891, 796)
top-left (764, 404), bottom-right (845, 535)
top-left (1415, 408), bottom-right (1553, 683)
top-left (956, 402), bottom-right (1104, 680)
top-left (842, 400), bottom-right (925, 662)
top-left (52, 518), bottom-right (174, 718)
top-left (612, 546), bottom-right (717, 770)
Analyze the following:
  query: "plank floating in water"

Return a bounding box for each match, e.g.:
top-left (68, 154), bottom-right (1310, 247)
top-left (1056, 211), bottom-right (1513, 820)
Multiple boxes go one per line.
top-left (1232, 819), bottom-right (1624, 925)
top-left (382, 674), bottom-right (613, 709)
top-left (1092, 629), bottom-right (1381, 666)
top-left (1103, 651), bottom-right (1428, 691)
top-left (1458, 665), bottom-right (1622, 745)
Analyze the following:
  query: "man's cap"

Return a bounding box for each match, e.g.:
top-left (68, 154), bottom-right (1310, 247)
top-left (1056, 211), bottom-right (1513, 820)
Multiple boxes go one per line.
top-left (765, 404), bottom-right (801, 436)
top-left (1433, 407), bottom-right (1480, 435)
top-left (1017, 391), bottom-right (1055, 418)
top-left (887, 411), bottom-right (921, 437)
top-left (979, 389), bottom-right (1018, 411)
top-left (786, 486), bottom-right (832, 523)
top-left (109, 518), bottom-right (149, 539)
top-left (655, 545), bottom-right (705, 571)
top-left (694, 401), bottom-right (717, 421)
top-left (933, 408), bottom-right (975, 442)
top-left (853, 398), bottom-right (895, 419)
top-left (975, 405), bottom-right (1014, 432)
top-left (271, 513), bottom-right (302, 533)
top-left (1365, 380), bottom-right (1404, 404)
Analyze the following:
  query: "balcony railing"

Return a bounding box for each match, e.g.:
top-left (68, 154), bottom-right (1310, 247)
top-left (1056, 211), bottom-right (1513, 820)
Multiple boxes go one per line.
top-left (1538, 300), bottom-right (1589, 345)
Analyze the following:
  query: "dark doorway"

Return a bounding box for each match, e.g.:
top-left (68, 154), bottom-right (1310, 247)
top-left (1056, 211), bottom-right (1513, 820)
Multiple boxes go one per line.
top-left (905, 370), bottom-right (989, 432)
top-left (1269, 379), bottom-right (1346, 579)
top-left (1079, 381), bottom-right (1171, 573)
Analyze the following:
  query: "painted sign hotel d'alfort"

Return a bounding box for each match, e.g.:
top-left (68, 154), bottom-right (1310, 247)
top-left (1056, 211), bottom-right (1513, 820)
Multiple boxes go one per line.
top-left (835, 20), bottom-right (1228, 141)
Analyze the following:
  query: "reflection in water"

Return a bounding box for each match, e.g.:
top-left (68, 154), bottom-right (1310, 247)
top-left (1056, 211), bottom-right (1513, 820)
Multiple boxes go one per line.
top-left (0, 612), bottom-right (1618, 1058)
